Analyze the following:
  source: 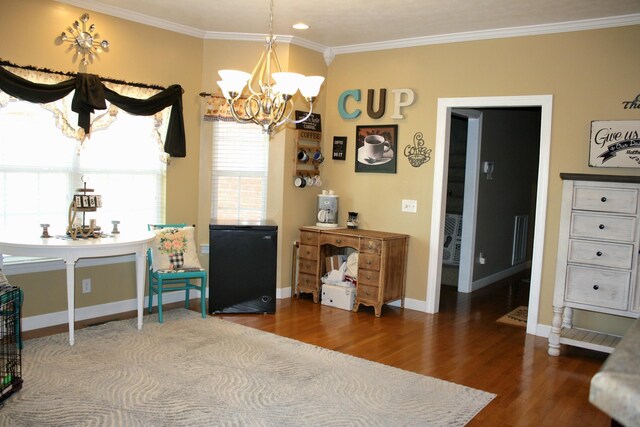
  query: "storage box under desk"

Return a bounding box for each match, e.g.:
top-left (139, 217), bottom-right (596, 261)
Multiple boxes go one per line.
top-left (321, 284), bottom-right (356, 311)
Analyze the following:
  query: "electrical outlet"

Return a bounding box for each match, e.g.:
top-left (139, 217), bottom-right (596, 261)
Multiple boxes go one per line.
top-left (402, 199), bottom-right (417, 213)
top-left (82, 278), bottom-right (92, 293)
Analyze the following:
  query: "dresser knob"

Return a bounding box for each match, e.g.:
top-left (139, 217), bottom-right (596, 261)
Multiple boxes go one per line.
top-left (596, 251), bottom-right (602, 257)
top-left (593, 285), bottom-right (599, 290)
top-left (336, 239), bottom-right (342, 244)
top-left (598, 224), bottom-right (605, 230)
top-left (368, 243), bottom-right (374, 249)
top-left (366, 259), bottom-right (372, 265)
top-left (601, 197), bottom-right (607, 202)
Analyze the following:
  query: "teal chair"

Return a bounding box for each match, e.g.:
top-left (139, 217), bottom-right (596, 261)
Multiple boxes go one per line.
top-left (147, 224), bottom-right (207, 323)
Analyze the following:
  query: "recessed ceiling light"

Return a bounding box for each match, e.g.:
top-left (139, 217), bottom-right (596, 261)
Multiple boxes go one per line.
top-left (292, 23), bottom-right (309, 30)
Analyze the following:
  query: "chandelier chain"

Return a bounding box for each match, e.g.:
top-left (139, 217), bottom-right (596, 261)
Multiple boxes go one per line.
top-left (269, 0), bottom-right (274, 39)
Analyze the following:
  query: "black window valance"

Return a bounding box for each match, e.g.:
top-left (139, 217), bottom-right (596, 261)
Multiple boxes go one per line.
top-left (0, 66), bottom-right (186, 157)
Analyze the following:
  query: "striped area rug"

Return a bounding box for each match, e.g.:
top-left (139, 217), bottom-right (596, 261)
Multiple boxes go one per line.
top-left (0, 309), bottom-right (495, 426)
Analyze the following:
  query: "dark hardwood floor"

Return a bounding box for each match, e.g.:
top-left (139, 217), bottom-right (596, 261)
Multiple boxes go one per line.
top-left (24, 272), bottom-right (611, 426)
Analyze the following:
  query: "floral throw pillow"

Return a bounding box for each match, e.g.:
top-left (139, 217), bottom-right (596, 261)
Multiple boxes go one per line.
top-left (150, 226), bottom-right (202, 271)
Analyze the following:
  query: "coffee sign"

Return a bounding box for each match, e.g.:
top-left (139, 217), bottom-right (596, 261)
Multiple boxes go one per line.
top-left (295, 111), bottom-right (321, 132)
top-left (589, 120), bottom-right (640, 167)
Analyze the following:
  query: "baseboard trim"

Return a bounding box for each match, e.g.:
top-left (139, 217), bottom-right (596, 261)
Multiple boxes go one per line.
top-left (22, 290), bottom-right (203, 332)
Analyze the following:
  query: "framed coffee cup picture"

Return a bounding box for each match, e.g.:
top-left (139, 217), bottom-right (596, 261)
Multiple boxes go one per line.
top-left (355, 124), bottom-right (398, 173)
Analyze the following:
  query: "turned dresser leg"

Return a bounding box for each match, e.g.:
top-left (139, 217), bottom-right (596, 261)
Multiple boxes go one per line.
top-left (548, 305), bottom-right (563, 356)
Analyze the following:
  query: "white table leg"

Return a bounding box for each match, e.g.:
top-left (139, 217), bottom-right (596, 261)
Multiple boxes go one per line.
top-left (65, 259), bottom-right (76, 346)
top-left (135, 248), bottom-right (146, 330)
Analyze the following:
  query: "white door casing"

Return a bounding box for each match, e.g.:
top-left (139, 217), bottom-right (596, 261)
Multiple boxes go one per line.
top-left (426, 95), bottom-right (553, 337)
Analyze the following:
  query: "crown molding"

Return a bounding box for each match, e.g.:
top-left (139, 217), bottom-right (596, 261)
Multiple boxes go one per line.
top-left (55, 1), bottom-right (640, 57)
top-left (332, 13), bottom-right (640, 54)
top-left (55, 0), bottom-right (208, 38)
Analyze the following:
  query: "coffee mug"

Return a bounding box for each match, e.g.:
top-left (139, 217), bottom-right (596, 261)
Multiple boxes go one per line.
top-left (294, 175), bottom-right (306, 188)
top-left (313, 174), bottom-right (322, 187)
top-left (362, 135), bottom-right (391, 160)
top-left (297, 149), bottom-right (309, 162)
top-left (305, 175), bottom-right (313, 186)
top-left (313, 150), bottom-right (324, 163)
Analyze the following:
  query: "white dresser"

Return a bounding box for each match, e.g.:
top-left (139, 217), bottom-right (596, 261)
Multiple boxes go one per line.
top-left (548, 174), bottom-right (640, 356)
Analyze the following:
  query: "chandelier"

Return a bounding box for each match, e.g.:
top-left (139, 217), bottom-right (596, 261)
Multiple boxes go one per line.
top-left (216, 0), bottom-right (324, 136)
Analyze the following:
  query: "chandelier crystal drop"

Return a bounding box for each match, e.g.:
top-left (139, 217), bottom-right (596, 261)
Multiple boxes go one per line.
top-left (216, 0), bottom-right (324, 136)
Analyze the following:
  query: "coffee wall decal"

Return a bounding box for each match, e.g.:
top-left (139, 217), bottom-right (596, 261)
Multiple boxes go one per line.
top-left (404, 132), bottom-right (431, 167)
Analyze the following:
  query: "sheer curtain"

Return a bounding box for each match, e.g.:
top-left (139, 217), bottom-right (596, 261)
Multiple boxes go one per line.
top-left (0, 96), bottom-right (166, 236)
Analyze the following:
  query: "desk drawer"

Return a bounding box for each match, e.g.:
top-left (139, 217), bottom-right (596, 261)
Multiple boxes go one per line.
top-left (299, 244), bottom-right (318, 260)
top-left (573, 186), bottom-right (638, 214)
top-left (565, 265), bottom-right (630, 310)
top-left (320, 234), bottom-right (359, 249)
top-left (298, 259), bottom-right (318, 275)
top-left (568, 239), bottom-right (634, 269)
top-left (570, 213), bottom-right (636, 243)
top-left (360, 238), bottom-right (382, 254)
top-left (298, 273), bottom-right (318, 291)
top-left (357, 284), bottom-right (380, 303)
top-left (359, 253), bottom-right (381, 271)
top-left (300, 231), bottom-right (319, 246)
top-left (358, 269), bottom-right (380, 286)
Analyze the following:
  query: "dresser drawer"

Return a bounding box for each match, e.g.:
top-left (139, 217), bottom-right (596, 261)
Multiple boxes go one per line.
top-left (570, 213), bottom-right (636, 243)
top-left (358, 269), bottom-right (380, 286)
top-left (357, 284), bottom-right (380, 303)
top-left (359, 238), bottom-right (382, 254)
top-left (568, 239), bottom-right (634, 269)
top-left (298, 259), bottom-right (318, 275)
top-left (299, 244), bottom-right (318, 260)
top-left (298, 273), bottom-right (318, 291)
top-left (358, 253), bottom-right (381, 271)
top-left (573, 186), bottom-right (638, 214)
top-left (300, 231), bottom-right (319, 246)
top-left (565, 265), bottom-right (630, 310)
top-left (320, 233), bottom-right (359, 249)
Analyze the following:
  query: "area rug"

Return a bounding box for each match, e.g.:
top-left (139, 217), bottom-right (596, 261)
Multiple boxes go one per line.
top-left (0, 309), bottom-right (495, 426)
top-left (496, 305), bottom-right (528, 328)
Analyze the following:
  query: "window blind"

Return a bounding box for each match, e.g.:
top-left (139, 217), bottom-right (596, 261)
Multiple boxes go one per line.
top-left (211, 122), bottom-right (269, 221)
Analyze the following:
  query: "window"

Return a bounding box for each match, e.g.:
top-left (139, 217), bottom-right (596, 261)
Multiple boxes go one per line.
top-left (211, 122), bottom-right (269, 221)
top-left (0, 96), bottom-right (166, 249)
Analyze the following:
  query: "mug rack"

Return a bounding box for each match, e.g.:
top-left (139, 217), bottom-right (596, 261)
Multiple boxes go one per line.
top-left (294, 128), bottom-right (322, 178)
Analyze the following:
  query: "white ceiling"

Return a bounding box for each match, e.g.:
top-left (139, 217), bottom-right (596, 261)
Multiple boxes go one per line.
top-left (57, 0), bottom-right (640, 53)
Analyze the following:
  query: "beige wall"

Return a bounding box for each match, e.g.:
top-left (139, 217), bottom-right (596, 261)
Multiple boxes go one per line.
top-left (2, 0), bottom-right (639, 333)
top-left (321, 26), bottom-right (640, 330)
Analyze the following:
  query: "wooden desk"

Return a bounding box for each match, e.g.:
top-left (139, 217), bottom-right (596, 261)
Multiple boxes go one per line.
top-left (297, 227), bottom-right (408, 317)
top-left (0, 231), bottom-right (155, 345)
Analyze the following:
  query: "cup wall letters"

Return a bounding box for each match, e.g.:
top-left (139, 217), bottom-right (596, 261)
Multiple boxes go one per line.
top-left (338, 88), bottom-right (415, 120)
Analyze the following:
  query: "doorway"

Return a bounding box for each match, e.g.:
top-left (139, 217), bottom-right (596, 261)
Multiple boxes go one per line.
top-left (426, 96), bottom-right (553, 336)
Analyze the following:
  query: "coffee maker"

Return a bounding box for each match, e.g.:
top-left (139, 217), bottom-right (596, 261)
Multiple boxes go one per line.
top-left (316, 192), bottom-right (339, 228)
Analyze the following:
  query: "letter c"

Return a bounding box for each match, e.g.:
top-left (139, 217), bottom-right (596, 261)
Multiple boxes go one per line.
top-left (338, 89), bottom-right (361, 119)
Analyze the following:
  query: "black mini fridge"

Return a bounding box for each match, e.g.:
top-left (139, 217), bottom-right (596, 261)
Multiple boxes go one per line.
top-left (209, 219), bottom-right (277, 314)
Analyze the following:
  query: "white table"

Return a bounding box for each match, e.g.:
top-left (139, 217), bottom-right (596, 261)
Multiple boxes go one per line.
top-left (0, 231), bottom-right (155, 345)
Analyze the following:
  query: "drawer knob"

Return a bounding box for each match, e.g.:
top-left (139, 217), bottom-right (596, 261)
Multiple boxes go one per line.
top-left (368, 243), bottom-right (374, 249)
top-left (367, 274), bottom-right (372, 280)
top-left (596, 251), bottom-right (602, 257)
top-left (598, 224), bottom-right (605, 230)
top-left (366, 259), bottom-right (372, 265)
top-left (336, 239), bottom-right (342, 243)
top-left (601, 197), bottom-right (607, 202)
top-left (593, 285), bottom-right (599, 290)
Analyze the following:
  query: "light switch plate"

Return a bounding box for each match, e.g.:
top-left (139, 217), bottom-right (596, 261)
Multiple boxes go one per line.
top-left (402, 199), bottom-right (417, 213)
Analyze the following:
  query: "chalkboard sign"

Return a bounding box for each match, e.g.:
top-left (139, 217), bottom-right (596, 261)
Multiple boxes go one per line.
top-left (332, 136), bottom-right (347, 160)
top-left (295, 111), bottom-right (322, 132)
